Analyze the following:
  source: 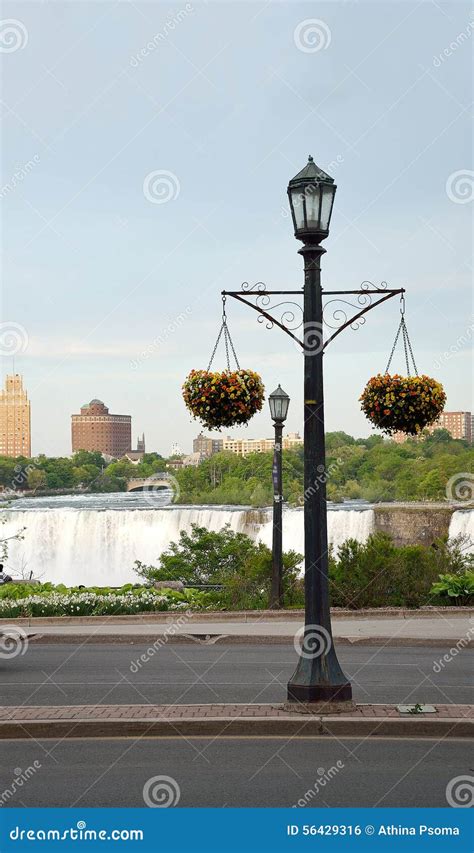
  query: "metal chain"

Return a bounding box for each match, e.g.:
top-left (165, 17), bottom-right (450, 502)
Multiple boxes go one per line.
top-left (402, 317), bottom-right (419, 376)
top-left (385, 296), bottom-right (419, 376)
top-left (207, 295), bottom-right (240, 371)
top-left (224, 323), bottom-right (240, 370)
top-left (385, 321), bottom-right (403, 373)
top-left (401, 318), bottom-right (411, 377)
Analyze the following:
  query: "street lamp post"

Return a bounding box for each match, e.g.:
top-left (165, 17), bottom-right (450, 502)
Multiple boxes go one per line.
top-left (268, 385), bottom-right (290, 609)
top-left (221, 155), bottom-right (405, 703)
top-left (286, 156), bottom-right (352, 703)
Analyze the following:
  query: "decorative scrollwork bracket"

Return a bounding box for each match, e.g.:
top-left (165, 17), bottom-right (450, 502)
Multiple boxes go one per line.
top-left (222, 281), bottom-right (405, 350)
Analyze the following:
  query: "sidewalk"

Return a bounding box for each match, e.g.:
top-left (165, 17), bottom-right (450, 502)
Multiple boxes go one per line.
top-left (0, 702), bottom-right (471, 740)
top-left (6, 609), bottom-right (473, 646)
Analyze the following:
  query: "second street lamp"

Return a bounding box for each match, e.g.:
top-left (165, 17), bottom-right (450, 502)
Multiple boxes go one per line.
top-left (268, 384), bottom-right (290, 609)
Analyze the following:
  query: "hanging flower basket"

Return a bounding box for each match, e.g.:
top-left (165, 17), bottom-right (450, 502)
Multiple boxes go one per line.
top-left (182, 297), bottom-right (265, 430)
top-left (360, 300), bottom-right (446, 436)
top-left (360, 373), bottom-right (446, 436)
top-left (183, 368), bottom-right (265, 430)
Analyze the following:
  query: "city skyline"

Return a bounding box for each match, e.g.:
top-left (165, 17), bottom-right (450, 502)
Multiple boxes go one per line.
top-left (2, 2), bottom-right (472, 456)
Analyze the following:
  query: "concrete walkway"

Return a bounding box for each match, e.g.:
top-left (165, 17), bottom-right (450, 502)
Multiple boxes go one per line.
top-left (5, 610), bottom-right (472, 646)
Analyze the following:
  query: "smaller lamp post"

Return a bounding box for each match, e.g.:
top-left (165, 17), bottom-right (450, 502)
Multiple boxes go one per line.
top-left (268, 384), bottom-right (290, 609)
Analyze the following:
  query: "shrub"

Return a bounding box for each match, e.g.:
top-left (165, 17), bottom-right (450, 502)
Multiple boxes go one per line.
top-left (134, 523), bottom-right (303, 609)
top-left (328, 533), bottom-right (471, 609)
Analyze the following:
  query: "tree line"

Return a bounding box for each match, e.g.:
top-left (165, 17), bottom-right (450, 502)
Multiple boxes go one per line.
top-left (0, 429), bottom-right (471, 503)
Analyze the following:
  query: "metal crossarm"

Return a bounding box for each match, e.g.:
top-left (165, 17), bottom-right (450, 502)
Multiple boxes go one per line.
top-left (222, 285), bottom-right (405, 350)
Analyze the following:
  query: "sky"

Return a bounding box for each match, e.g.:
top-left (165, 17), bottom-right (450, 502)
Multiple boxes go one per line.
top-left (1, 0), bottom-right (472, 457)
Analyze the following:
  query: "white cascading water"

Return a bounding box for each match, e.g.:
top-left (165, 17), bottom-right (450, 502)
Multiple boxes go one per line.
top-left (257, 507), bottom-right (375, 555)
top-left (0, 494), bottom-right (377, 586)
top-left (1, 506), bottom-right (251, 587)
top-left (448, 510), bottom-right (474, 552)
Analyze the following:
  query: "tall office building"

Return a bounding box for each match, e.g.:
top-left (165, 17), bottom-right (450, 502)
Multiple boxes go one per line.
top-left (71, 399), bottom-right (131, 457)
top-left (0, 374), bottom-right (31, 457)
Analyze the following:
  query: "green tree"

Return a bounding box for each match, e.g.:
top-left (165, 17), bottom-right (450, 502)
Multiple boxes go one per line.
top-left (27, 469), bottom-right (47, 490)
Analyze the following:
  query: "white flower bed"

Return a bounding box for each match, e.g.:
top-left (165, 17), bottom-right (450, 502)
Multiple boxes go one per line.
top-left (0, 589), bottom-right (201, 618)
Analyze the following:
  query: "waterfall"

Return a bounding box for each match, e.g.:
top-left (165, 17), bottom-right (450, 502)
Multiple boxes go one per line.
top-left (448, 510), bottom-right (474, 552)
top-left (1, 507), bottom-right (252, 587)
top-left (0, 499), bottom-right (376, 587)
top-left (257, 507), bottom-right (375, 556)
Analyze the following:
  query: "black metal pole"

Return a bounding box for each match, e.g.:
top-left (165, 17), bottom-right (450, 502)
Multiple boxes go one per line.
top-left (287, 243), bottom-right (352, 703)
top-left (270, 420), bottom-right (283, 609)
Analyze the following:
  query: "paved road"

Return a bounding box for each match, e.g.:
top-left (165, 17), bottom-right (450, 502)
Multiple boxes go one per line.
top-left (0, 643), bottom-right (471, 706)
top-left (0, 737), bottom-right (469, 808)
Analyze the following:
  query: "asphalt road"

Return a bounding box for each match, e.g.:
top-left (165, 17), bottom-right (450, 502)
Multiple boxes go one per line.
top-left (0, 643), bottom-right (471, 706)
top-left (0, 737), bottom-right (470, 808)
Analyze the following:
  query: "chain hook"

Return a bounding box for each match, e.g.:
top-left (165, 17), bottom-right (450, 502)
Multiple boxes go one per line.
top-left (400, 293), bottom-right (406, 316)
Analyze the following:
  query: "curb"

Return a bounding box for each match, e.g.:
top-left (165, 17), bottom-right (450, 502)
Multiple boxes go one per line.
top-left (25, 633), bottom-right (473, 648)
top-left (0, 716), bottom-right (470, 740)
top-left (2, 607), bottom-right (472, 626)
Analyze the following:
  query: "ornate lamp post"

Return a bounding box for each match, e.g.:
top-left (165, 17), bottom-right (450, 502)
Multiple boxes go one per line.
top-left (285, 156), bottom-right (351, 703)
top-left (222, 156), bottom-right (405, 703)
top-left (268, 384), bottom-right (290, 609)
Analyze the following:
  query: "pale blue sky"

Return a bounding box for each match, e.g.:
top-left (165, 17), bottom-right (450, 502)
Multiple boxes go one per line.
top-left (1, 0), bottom-right (472, 456)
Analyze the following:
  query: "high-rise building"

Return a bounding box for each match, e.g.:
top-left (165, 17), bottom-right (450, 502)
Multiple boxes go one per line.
top-left (392, 411), bottom-right (473, 444)
top-left (71, 399), bottom-right (131, 457)
top-left (0, 374), bottom-right (31, 457)
top-left (193, 432), bottom-right (224, 458)
top-left (432, 411), bottom-right (472, 443)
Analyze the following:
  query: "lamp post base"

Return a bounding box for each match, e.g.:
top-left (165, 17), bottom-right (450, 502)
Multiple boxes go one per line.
top-left (287, 681), bottom-right (352, 703)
